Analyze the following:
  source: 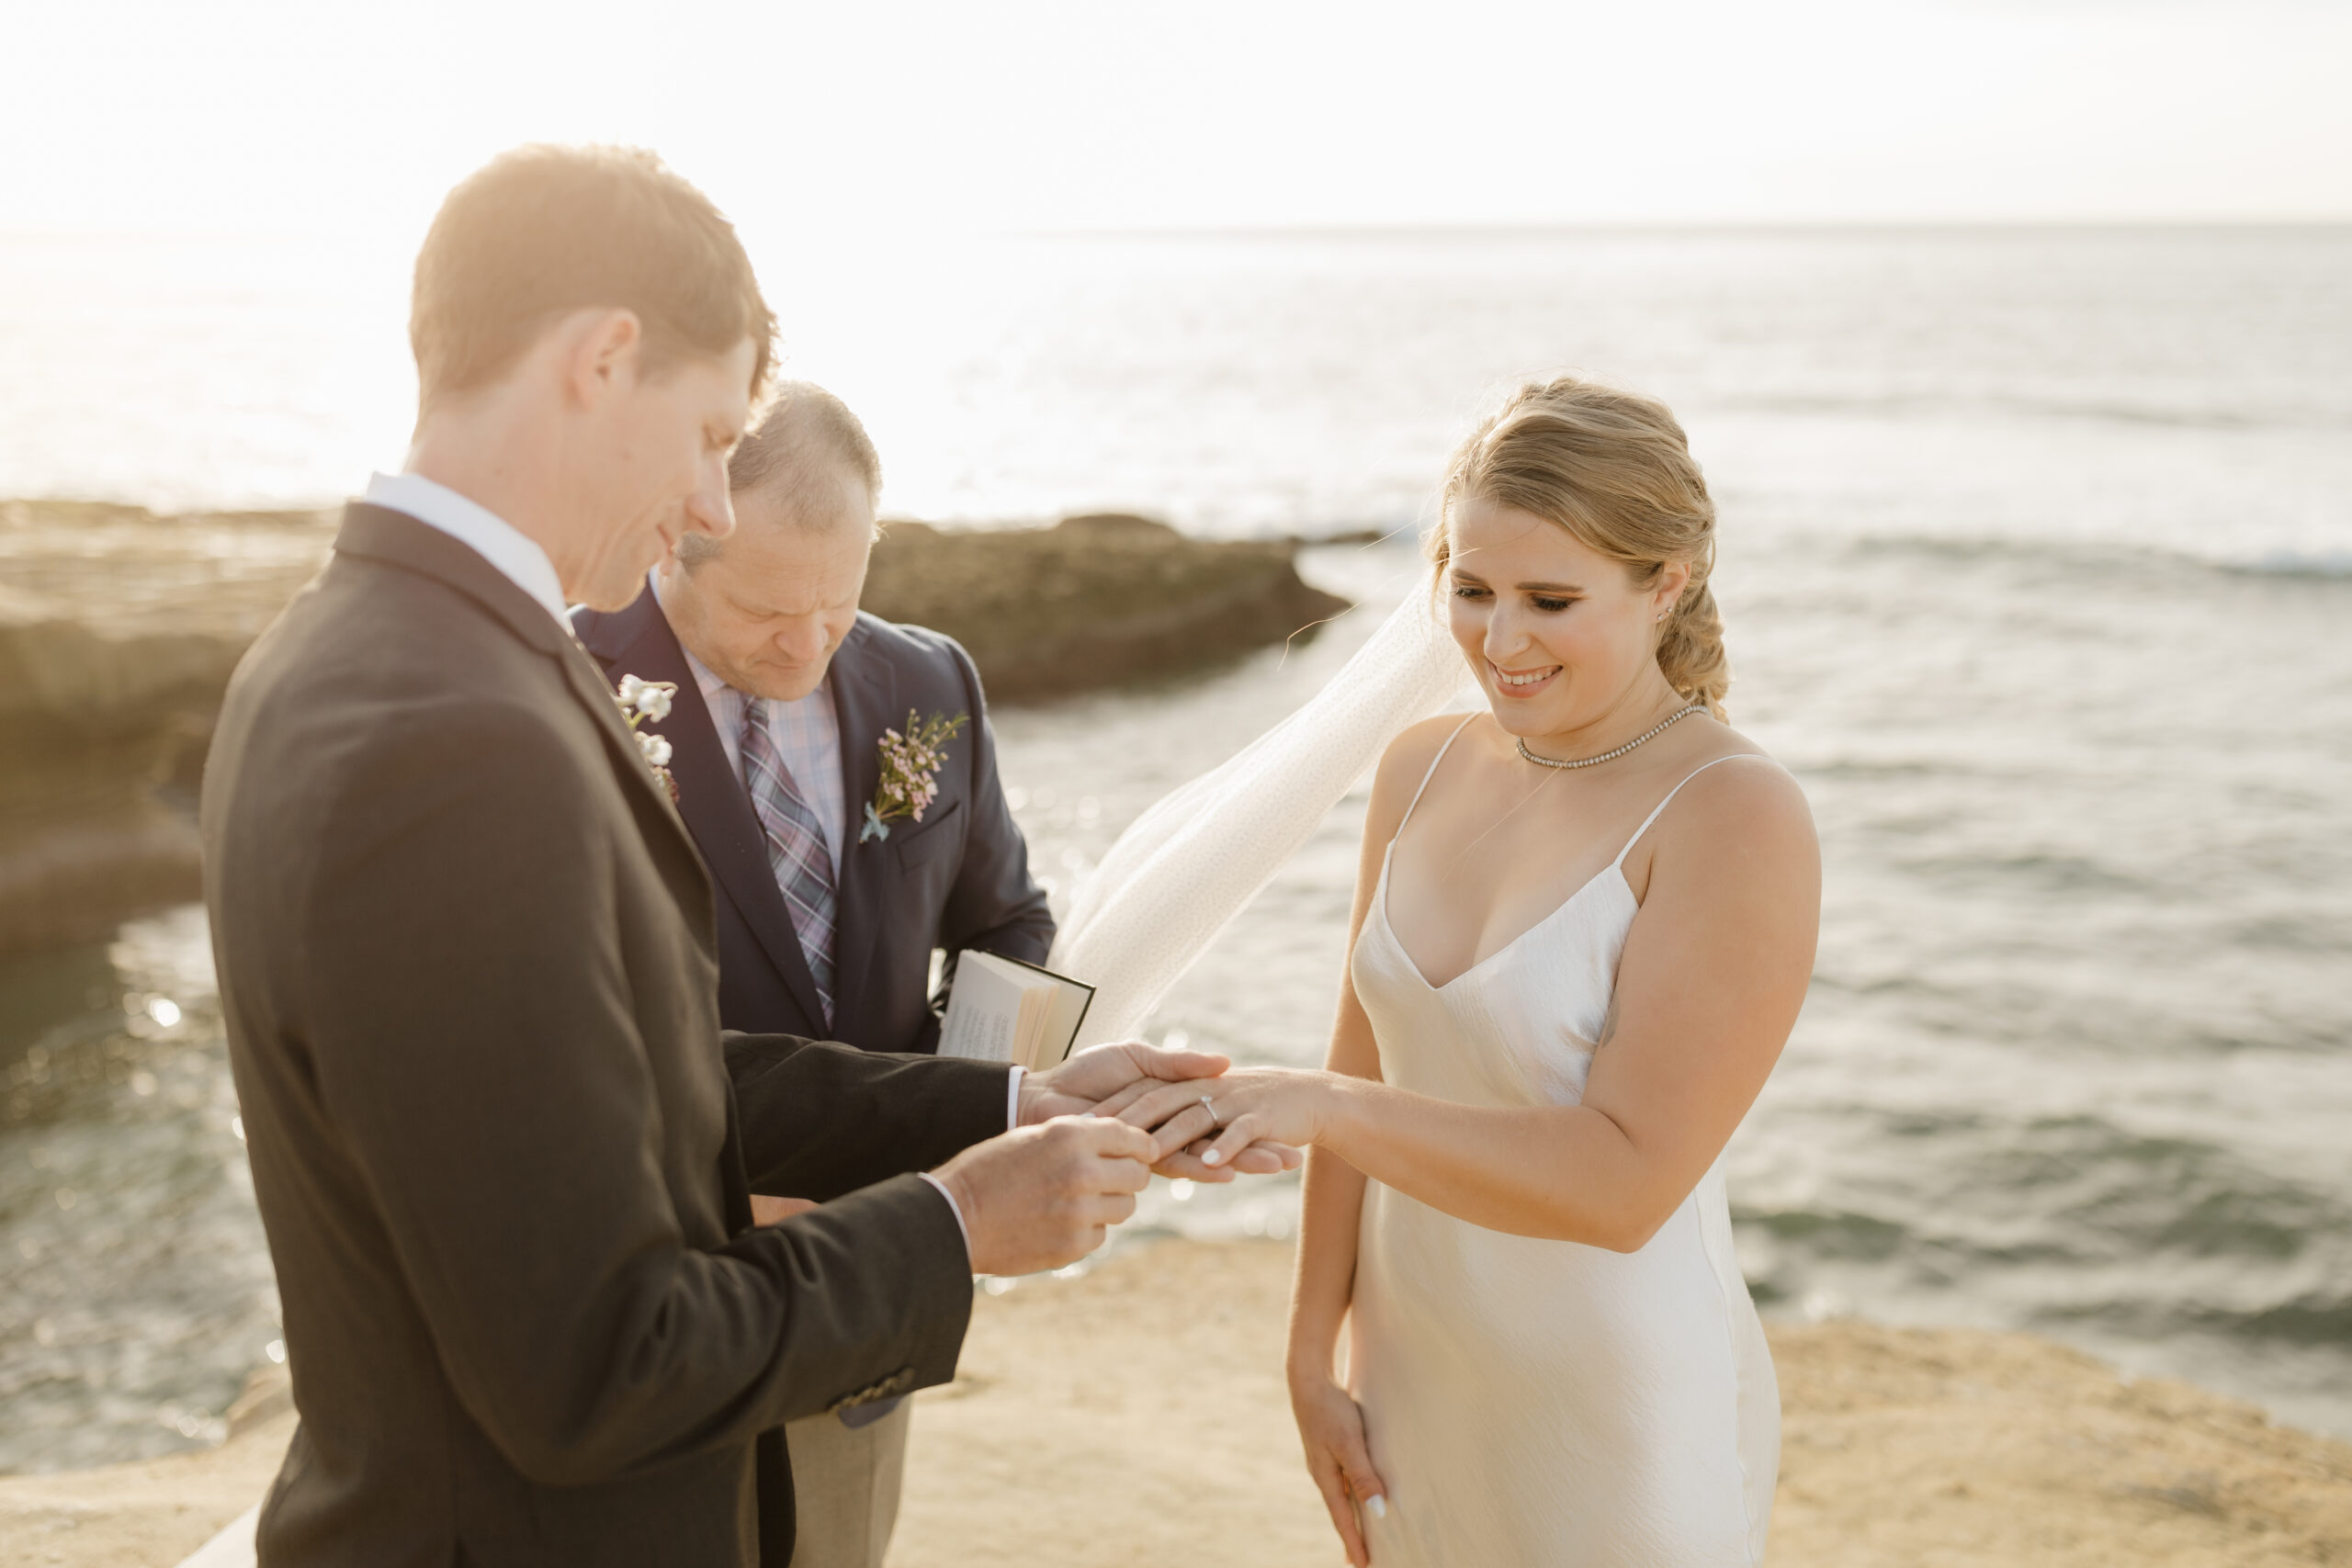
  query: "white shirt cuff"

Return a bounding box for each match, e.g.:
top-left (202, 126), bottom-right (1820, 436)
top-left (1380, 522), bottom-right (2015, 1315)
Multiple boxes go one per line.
top-left (916, 1172), bottom-right (970, 1259)
top-left (920, 1069), bottom-right (1021, 1269)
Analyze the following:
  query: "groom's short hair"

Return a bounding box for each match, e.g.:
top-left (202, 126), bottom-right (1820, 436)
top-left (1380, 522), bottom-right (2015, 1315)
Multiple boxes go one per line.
top-left (410, 145), bottom-right (775, 413)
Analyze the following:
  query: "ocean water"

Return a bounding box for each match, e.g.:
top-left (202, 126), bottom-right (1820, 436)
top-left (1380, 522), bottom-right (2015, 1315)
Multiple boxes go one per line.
top-left (1, 227), bottom-right (2347, 1472)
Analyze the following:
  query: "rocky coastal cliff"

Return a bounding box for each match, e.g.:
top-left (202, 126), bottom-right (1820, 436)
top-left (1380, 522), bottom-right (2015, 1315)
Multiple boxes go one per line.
top-left (0, 502), bottom-right (1349, 956)
top-left (0, 503), bottom-right (331, 956)
top-left (866, 514), bottom-right (1349, 701)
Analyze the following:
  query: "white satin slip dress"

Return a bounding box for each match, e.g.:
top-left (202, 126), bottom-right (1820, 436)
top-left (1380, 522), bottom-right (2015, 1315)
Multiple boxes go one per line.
top-left (1348, 721), bottom-right (1780, 1566)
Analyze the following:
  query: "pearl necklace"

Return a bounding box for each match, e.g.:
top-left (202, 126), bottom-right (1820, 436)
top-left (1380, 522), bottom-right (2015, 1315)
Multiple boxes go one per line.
top-left (1516, 703), bottom-right (1708, 770)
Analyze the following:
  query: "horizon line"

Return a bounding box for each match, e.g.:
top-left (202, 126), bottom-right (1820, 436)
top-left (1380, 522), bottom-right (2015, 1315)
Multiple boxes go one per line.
top-left (1021, 216), bottom-right (2352, 240)
top-left (5, 214), bottom-right (2352, 246)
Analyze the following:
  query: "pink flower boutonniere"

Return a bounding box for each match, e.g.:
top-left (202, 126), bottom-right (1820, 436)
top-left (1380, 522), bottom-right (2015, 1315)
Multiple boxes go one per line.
top-left (613, 674), bottom-right (681, 803)
top-left (861, 708), bottom-right (969, 842)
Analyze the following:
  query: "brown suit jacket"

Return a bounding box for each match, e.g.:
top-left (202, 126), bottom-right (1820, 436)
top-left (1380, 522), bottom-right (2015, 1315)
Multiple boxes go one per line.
top-left (200, 503), bottom-right (1011, 1567)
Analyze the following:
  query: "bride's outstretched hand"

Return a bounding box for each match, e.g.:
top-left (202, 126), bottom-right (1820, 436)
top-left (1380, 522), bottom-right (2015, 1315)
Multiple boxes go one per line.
top-left (1035, 1048), bottom-right (1307, 1184)
top-left (1017, 1039), bottom-right (1230, 1124)
top-left (1103, 1066), bottom-right (1333, 1169)
top-left (1020, 1043), bottom-right (1299, 1179)
top-left (1291, 1372), bottom-right (1387, 1566)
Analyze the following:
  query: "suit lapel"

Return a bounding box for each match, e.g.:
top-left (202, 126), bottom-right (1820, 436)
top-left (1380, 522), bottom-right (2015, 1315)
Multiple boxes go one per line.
top-left (584, 589), bottom-right (829, 1037)
top-left (826, 620), bottom-right (898, 1044)
top-left (334, 506), bottom-right (704, 878)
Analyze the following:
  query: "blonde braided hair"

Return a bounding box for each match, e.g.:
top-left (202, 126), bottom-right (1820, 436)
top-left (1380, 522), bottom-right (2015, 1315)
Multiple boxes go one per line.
top-left (1430, 376), bottom-right (1730, 717)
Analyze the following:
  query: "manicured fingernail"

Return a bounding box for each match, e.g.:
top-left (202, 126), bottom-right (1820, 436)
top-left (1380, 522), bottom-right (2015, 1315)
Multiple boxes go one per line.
top-left (1203, 1148), bottom-right (1223, 1165)
top-left (1365, 1495), bottom-right (1386, 1519)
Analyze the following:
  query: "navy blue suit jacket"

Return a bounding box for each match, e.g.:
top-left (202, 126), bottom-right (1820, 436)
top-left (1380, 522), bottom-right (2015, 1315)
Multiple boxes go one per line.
top-left (574, 589), bottom-right (1055, 1055)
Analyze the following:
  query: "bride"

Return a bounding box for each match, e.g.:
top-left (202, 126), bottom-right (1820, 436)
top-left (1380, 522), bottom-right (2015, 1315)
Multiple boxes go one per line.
top-left (1108, 377), bottom-right (1818, 1566)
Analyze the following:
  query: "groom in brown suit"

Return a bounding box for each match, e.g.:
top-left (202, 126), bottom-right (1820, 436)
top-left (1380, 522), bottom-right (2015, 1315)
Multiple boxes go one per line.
top-left (200, 145), bottom-right (1238, 1567)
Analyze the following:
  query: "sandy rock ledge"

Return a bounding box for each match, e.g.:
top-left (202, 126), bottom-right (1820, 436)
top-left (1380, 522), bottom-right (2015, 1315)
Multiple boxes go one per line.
top-left (6, 1241), bottom-right (2346, 1568)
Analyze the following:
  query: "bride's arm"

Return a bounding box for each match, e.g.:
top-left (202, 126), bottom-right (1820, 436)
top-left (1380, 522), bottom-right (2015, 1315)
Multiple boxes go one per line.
top-left (1174, 757), bottom-right (1818, 1250)
top-left (1285, 725), bottom-right (1451, 1564)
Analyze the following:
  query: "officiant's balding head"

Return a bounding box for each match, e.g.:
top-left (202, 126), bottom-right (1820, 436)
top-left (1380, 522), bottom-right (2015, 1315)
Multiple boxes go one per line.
top-left (686, 383), bottom-right (882, 558)
top-left (658, 383), bottom-right (884, 702)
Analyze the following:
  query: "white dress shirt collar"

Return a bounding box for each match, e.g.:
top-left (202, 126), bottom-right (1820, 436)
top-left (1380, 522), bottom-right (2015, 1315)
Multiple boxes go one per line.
top-left (363, 471), bottom-right (571, 630)
top-left (668, 625), bottom-right (736, 718)
top-left (661, 604), bottom-right (849, 878)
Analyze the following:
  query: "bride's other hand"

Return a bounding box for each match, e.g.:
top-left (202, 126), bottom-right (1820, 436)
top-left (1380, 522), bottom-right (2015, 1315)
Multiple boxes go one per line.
top-left (1290, 1371), bottom-right (1386, 1565)
top-left (1152, 1136), bottom-right (1302, 1183)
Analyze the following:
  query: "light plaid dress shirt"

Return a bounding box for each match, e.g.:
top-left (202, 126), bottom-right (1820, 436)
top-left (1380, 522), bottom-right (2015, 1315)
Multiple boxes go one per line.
top-left (675, 647), bottom-right (848, 879)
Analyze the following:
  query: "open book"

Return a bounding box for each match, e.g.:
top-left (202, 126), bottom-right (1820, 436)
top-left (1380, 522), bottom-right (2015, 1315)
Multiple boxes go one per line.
top-left (936, 951), bottom-right (1096, 1071)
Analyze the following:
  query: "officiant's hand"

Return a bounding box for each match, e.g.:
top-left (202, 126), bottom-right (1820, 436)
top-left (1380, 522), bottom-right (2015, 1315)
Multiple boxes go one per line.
top-left (931, 1116), bottom-right (1159, 1276)
top-left (1025, 1043), bottom-right (1302, 1179)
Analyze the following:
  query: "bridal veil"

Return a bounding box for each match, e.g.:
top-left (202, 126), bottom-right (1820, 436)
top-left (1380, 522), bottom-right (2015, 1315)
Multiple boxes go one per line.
top-left (1052, 567), bottom-right (1465, 1045)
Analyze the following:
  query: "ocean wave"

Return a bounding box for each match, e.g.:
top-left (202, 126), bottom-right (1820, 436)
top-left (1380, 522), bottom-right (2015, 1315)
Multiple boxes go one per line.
top-left (1736, 1200), bottom-right (2352, 1349)
top-left (1714, 389), bottom-right (2352, 436)
top-left (2034, 1290), bottom-right (2352, 1350)
top-left (2224, 1293), bottom-right (2352, 1347)
top-left (2229, 551), bottom-right (2352, 581)
top-left (1734, 1105), bottom-right (2352, 1277)
top-left (1820, 530), bottom-right (2352, 589)
top-left (1893, 850), bottom-right (2157, 899)
top-left (1736, 1206), bottom-right (1913, 1264)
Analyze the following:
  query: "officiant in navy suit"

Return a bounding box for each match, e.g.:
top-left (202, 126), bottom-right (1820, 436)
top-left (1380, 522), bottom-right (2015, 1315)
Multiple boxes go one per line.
top-left (574, 383), bottom-right (1054, 1568)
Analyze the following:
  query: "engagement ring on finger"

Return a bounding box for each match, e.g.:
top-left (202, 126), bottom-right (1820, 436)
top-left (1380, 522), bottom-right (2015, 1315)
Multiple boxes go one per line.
top-left (1200, 1095), bottom-right (1221, 1127)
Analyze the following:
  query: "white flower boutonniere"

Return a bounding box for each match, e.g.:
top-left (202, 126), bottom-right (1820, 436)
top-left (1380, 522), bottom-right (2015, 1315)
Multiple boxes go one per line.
top-left (614, 674), bottom-right (681, 803)
top-left (860, 708), bottom-right (969, 842)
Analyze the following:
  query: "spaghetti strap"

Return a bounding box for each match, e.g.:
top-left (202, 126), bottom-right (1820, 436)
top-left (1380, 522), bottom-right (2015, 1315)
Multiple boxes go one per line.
top-left (1397, 715), bottom-right (1479, 835)
top-left (1610, 753), bottom-right (1762, 869)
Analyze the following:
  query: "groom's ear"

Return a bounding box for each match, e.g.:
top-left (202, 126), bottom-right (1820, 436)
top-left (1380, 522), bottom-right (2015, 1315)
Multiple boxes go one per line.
top-left (564, 309), bottom-right (647, 412)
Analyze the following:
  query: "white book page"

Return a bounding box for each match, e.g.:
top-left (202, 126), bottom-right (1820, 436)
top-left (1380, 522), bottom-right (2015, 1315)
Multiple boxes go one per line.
top-left (938, 953), bottom-right (1027, 1062)
top-left (1036, 982), bottom-right (1093, 1067)
top-left (1012, 985), bottom-right (1054, 1070)
top-left (939, 951), bottom-right (1096, 1067)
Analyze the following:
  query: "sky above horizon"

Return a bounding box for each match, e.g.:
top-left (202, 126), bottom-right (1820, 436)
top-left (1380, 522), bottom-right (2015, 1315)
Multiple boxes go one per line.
top-left (6, 0), bottom-right (2350, 244)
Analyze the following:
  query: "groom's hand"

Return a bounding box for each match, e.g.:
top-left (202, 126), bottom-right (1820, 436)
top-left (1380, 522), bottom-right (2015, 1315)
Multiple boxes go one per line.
top-left (932, 1117), bottom-right (1158, 1276)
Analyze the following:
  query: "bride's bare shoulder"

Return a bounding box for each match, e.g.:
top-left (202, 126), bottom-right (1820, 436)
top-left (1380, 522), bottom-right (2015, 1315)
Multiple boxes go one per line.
top-left (1649, 739), bottom-right (1818, 874)
top-left (1379, 711), bottom-right (1482, 785)
top-left (1364, 712), bottom-right (1484, 838)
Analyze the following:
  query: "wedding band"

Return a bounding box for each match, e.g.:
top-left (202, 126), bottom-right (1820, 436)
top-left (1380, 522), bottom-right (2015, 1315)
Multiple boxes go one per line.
top-left (1200, 1095), bottom-right (1221, 1127)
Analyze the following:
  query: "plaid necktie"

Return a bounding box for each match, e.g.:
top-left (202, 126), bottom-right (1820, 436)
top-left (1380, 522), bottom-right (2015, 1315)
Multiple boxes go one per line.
top-left (740, 699), bottom-right (837, 1027)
